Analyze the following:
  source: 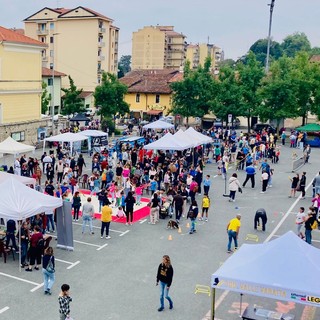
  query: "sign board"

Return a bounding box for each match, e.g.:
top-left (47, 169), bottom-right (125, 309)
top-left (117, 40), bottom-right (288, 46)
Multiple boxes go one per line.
top-left (228, 114), bottom-right (232, 123)
top-left (92, 136), bottom-right (108, 147)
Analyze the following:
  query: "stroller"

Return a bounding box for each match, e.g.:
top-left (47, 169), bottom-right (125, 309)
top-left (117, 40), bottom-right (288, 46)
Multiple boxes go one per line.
top-left (159, 196), bottom-right (173, 219)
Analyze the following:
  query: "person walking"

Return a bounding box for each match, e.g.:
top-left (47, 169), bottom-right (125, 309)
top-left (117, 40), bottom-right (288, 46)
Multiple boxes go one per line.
top-left (228, 173), bottom-right (241, 202)
top-left (304, 208), bottom-right (317, 245)
top-left (58, 284), bottom-right (73, 320)
top-left (82, 197), bottom-right (95, 234)
top-left (242, 164), bottom-right (255, 188)
top-left (42, 246), bottom-right (55, 295)
top-left (226, 214), bottom-right (241, 253)
top-left (172, 192), bottom-right (184, 223)
top-left (296, 207), bottom-right (306, 239)
top-left (149, 193), bottom-right (160, 225)
top-left (188, 200), bottom-right (198, 234)
top-left (101, 200), bottom-right (112, 239)
top-left (261, 170), bottom-right (269, 193)
top-left (72, 191), bottom-right (81, 221)
top-left (300, 172), bottom-right (307, 199)
top-left (156, 255), bottom-right (174, 312)
top-left (254, 208), bottom-right (267, 231)
top-left (199, 194), bottom-right (210, 222)
top-left (125, 191), bottom-right (136, 225)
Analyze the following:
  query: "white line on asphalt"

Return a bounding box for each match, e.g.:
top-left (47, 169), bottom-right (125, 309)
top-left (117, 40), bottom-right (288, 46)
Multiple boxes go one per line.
top-left (213, 175), bottom-right (218, 178)
top-left (0, 272), bottom-right (40, 286)
top-left (0, 307), bottom-right (9, 314)
top-left (96, 243), bottom-right (108, 251)
top-left (67, 261), bottom-right (80, 270)
top-left (30, 282), bottom-right (44, 292)
top-left (72, 222), bottom-right (123, 233)
top-left (119, 230), bottom-right (130, 237)
top-left (55, 258), bottom-right (73, 265)
top-left (73, 239), bottom-right (101, 247)
top-left (140, 219), bottom-right (147, 224)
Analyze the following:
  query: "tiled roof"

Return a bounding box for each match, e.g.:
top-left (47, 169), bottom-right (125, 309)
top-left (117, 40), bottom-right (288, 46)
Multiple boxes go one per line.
top-left (165, 30), bottom-right (185, 38)
top-left (58, 6), bottom-right (113, 21)
top-left (78, 91), bottom-right (93, 99)
top-left (10, 28), bottom-right (25, 35)
top-left (42, 67), bottom-right (66, 77)
top-left (0, 26), bottom-right (46, 47)
top-left (310, 55), bottom-right (320, 62)
top-left (119, 69), bottom-right (182, 94)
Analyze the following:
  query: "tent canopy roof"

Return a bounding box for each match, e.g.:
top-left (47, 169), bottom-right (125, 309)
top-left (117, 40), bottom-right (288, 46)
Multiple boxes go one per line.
top-left (0, 137), bottom-right (35, 154)
top-left (212, 231), bottom-right (320, 306)
top-left (143, 132), bottom-right (191, 151)
top-left (296, 123), bottom-right (320, 132)
top-left (44, 132), bottom-right (88, 142)
top-left (0, 177), bottom-right (62, 220)
top-left (79, 129), bottom-right (108, 137)
top-left (143, 119), bottom-right (174, 130)
top-left (0, 171), bottom-right (35, 185)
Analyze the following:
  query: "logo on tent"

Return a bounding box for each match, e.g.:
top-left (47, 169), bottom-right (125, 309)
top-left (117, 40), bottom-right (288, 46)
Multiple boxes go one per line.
top-left (291, 293), bottom-right (306, 301)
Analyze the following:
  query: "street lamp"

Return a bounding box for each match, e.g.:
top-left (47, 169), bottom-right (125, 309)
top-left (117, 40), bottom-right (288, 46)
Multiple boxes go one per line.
top-left (51, 32), bottom-right (59, 134)
top-left (265, 0), bottom-right (276, 73)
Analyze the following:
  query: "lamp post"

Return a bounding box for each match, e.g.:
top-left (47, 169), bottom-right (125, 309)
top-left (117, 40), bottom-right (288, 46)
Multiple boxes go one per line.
top-left (265, 0), bottom-right (276, 73)
top-left (51, 32), bottom-right (59, 135)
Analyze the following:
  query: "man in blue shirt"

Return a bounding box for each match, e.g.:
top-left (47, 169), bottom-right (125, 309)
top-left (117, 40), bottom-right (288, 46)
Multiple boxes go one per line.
top-left (242, 164), bottom-right (256, 188)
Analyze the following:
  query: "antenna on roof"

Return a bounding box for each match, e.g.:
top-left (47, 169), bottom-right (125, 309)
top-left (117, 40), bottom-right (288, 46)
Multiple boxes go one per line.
top-left (57, 0), bottom-right (61, 8)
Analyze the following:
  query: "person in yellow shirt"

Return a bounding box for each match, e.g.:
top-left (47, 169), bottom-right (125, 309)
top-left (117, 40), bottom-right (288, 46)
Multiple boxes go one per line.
top-left (101, 200), bottom-right (113, 239)
top-left (226, 214), bottom-right (241, 253)
top-left (199, 194), bottom-right (210, 222)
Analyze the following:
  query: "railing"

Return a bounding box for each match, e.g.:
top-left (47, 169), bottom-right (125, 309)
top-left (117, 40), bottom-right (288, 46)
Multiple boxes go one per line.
top-left (37, 29), bottom-right (48, 35)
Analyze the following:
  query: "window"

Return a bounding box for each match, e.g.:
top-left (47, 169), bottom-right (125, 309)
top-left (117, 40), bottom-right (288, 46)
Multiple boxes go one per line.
top-left (155, 94), bottom-right (160, 103)
top-left (50, 22), bottom-right (54, 30)
top-left (48, 78), bottom-right (53, 86)
top-left (49, 63), bottom-right (53, 70)
top-left (50, 50), bottom-right (54, 57)
top-left (41, 37), bottom-right (46, 43)
top-left (136, 94), bottom-right (140, 103)
top-left (11, 132), bottom-right (25, 142)
top-left (50, 36), bottom-right (54, 43)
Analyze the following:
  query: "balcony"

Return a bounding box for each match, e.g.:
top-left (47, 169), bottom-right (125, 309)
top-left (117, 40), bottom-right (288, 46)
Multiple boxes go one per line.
top-left (98, 42), bottom-right (105, 47)
top-left (42, 55), bottom-right (48, 62)
top-left (98, 55), bottom-right (105, 61)
top-left (37, 29), bottom-right (48, 35)
top-left (99, 27), bottom-right (106, 33)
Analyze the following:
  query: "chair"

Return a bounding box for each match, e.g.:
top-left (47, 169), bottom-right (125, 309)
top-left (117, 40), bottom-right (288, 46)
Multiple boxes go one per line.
top-left (79, 174), bottom-right (89, 189)
top-left (0, 240), bottom-right (15, 263)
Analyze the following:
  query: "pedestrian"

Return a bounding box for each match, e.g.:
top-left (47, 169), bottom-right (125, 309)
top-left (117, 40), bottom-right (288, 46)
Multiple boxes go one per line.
top-left (199, 194), bottom-right (210, 222)
top-left (228, 173), bottom-right (241, 202)
top-left (25, 225), bottom-right (43, 271)
top-left (261, 170), bottom-right (269, 193)
top-left (72, 191), bottom-right (81, 221)
top-left (254, 208), bottom-right (267, 231)
top-left (188, 200), bottom-right (198, 234)
top-left (304, 207), bottom-right (317, 245)
top-left (101, 199), bottom-right (112, 239)
top-left (125, 191), bottom-right (136, 225)
top-left (156, 255), bottom-right (174, 312)
top-left (58, 284), bottom-right (73, 320)
top-left (289, 173), bottom-right (300, 198)
top-left (149, 193), bottom-right (160, 225)
top-left (5, 219), bottom-right (18, 251)
top-left (82, 197), bottom-right (95, 234)
top-left (312, 193), bottom-right (320, 215)
top-left (300, 172), bottom-right (307, 199)
top-left (203, 175), bottom-right (211, 195)
top-left (295, 207), bottom-right (306, 239)
top-left (242, 164), bottom-right (256, 188)
top-left (42, 246), bottom-right (55, 295)
top-left (172, 192), bottom-right (184, 223)
top-left (281, 131), bottom-right (286, 146)
top-left (226, 214), bottom-right (241, 253)
top-left (19, 221), bottom-right (30, 267)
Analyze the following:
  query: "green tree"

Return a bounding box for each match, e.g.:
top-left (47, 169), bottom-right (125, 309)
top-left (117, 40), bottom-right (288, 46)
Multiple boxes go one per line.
top-left (94, 72), bottom-right (130, 123)
top-left (237, 51), bottom-right (265, 132)
top-left (41, 81), bottom-right (51, 115)
top-left (249, 39), bottom-right (283, 65)
top-left (118, 55), bottom-right (132, 78)
top-left (281, 32), bottom-right (311, 58)
top-left (258, 56), bottom-right (297, 131)
top-left (61, 76), bottom-right (84, 115)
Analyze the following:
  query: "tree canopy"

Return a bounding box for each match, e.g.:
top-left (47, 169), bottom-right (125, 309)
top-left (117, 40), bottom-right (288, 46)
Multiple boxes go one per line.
top-left (41, 81), bottom-right (51, 115)
top-left (61, 76), bottom-right (85, 115)
top-left (118, 55), bottom-right (131, 78)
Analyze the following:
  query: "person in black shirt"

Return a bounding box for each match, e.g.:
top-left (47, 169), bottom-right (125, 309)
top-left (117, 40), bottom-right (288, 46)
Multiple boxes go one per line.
top-left (305, 207), bottom-right (316, 245)
top-left (6, 219), bottom-right (18, 251)
top-left (45, 181), bottom-right (55, 196)
top-left (156, 255), bottom-right (174, 312)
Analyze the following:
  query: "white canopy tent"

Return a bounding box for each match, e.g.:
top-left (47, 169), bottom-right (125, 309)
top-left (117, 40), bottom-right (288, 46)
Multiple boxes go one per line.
top-left (210, 231), bottom-right (320, 319)
top-left (143, 133), bottom-right (192, 151)
top-left (43, 132), bottom-right (88, 155)
top-left (79, 130), bottom-right (108, 137)
top-left (0, 171), bottom-right (35, 185)
top-left (185, 127), bottom-right (213, 145)
top-left (143, 119), bottom-right (174, 130)
top-left (77, 130), bottom-right (108, 152)
top-left (0, 137), bottom-right (35, 154)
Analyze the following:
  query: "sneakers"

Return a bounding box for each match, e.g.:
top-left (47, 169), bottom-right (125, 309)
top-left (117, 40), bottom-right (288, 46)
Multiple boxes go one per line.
top-left (158, 307), bottom-right (164, 312)
top-left (198, 217), bottom-right (202, 221)
top-left (189, 231), bottom-right (193, 234)
top-left (100, 236), bottom-right (104, 239)
top-left (205, 218), bottom-right (208, 222)
top-left (227, 250), bottom-right (233, 253)
top-left (260, 191), bottom-right (265, 194)
top-left (125, 223), bottom-right (129, 226)
top-left (91, 232), bottom-right (95, 235)
top-left (169, 302), bottom-right (173, 310)
top-left (106, 236), bottom-right (111, 239)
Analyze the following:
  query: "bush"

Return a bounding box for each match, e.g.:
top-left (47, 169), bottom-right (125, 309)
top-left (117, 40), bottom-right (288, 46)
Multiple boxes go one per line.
top-left (101, 117), bottom-right (115, 133)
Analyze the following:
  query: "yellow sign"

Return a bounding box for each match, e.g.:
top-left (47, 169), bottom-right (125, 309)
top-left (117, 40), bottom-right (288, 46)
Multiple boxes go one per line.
top-left (149, 104), bottom-right (166, 111)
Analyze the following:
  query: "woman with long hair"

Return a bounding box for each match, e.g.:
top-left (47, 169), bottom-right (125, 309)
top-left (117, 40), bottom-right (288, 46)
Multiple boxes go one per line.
top-left (42, 246), bottom-right (55, 295)
top-left (72, 191), bottom-right (81, 221)
top-left (124, 191), bottom-right (136, 225)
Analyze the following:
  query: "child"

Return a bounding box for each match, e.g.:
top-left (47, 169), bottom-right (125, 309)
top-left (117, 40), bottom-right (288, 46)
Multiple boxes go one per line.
top-left (200, 194), bottom-right (210, 222)
top-left (58, 284), bottom-right (72, 320)
top-left (135, 183), bottom-right (143, 205)
top-left (120, 191), bottom-right (126, 209)
top-left (203, 175), bottom-right (211, 195)
top-left (116, 206), bottom-right (125, 219)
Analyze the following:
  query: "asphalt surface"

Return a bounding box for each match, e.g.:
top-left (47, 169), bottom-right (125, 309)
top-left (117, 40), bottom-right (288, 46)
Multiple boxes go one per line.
top-left (0, 141), bottom-right (320, 320)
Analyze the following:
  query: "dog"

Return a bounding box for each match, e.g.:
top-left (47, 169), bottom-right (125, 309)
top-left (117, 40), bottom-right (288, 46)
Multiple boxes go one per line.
top-left (166, 219), bottom-right (179, 230)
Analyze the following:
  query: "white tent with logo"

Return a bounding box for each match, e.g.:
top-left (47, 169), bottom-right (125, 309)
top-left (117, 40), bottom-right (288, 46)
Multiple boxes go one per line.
top-left (143, 119), bottom-right (174, 130)
top-left (0, 137), bottom-right (35, 154)
top-left (210, 231), bottom-right (320, 319)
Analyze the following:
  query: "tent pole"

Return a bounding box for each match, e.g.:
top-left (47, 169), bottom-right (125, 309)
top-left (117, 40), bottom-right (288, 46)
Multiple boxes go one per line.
top-left (18, 220), bottom-right (21, 272)
top-left (239, 293), bottom-right (243, 317)
top-left (211, 287), bottom-right (216, 320)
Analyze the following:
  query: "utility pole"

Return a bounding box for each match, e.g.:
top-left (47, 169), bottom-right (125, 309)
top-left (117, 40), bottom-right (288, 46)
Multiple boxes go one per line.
top-left (265, 0), bottom-right (276, 73)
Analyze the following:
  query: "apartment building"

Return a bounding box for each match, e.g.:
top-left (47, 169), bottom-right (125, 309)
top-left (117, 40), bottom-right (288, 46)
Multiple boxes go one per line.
top-left (24, 6), bottom-right (119, 92)
top-left (132, 26), bottom-right (186, 70)
top-left (0, 26), bottom-right (47, 144)
top-left (186, 43), bottom-right (223, 71)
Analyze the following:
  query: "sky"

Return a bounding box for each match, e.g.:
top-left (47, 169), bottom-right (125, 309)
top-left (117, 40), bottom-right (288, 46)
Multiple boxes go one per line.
top-left (1, 0), bottom-right (320, 60)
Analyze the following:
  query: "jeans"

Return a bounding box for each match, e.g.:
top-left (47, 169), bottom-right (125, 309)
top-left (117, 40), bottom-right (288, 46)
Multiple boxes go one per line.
top-left (229, 190), bottom-right (236, 200)
top-left (6, 232), bottom-right (18, 250)
top-left (159, 281), bottom-right (173, 309)
top-left (101, 221), bottom-right (110, 237)
top-left (175, 206), bottom-right (183, 221)
top-left (227, 230), bottom-right (238, 251)
top-left (203, 185), bottom-right (210, 195)
top-left (136, 195), bottom-right (141, 205)
top-left (190, 218), bottom-right (196, 233)
top-left (42, 268), bottom-right (55, 292)
top-left (305, 229), bottom-right (312, 244)
top-left (73, 205), bottom-right (80, 220)
top-left (46, 214), bottom-right (55, 232)
top-left (21, 241), bottom-right (28, 265)
top-left (82, 215), bottom-right (93, 233)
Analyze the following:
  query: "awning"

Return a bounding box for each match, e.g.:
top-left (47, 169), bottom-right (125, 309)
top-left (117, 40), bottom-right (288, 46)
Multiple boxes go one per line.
top-left (146, 110), bottom-right (163, 115)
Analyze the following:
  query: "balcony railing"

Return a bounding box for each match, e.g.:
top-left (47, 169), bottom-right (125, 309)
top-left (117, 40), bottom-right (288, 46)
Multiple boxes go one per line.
top-left (98, 55), bottom-right (105, 61)
top-left (98, 42), bottom-right (105, 47)
top-left (99, 27), bottom-right (106, 33)
top-left (37, 29), bottom-right (48, 35)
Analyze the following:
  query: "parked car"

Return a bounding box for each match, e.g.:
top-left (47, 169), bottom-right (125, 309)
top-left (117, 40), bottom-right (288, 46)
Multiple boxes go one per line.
top-left (85, 108), bottom-right (95, 117)
top-left (253, 123), bottom-right (276, 134)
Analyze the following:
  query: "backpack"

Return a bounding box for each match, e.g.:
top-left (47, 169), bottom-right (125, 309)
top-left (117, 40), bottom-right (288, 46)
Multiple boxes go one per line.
top-left (36, 238), bottom-right (45, 250)
top-left (187, 207), bottom-right (196, 219)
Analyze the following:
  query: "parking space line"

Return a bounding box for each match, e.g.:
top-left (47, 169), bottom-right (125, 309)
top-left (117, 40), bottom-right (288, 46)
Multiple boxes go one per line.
top-left (0, 307), bottom-right (9, 314)
top-left (73, 239), bottom-right (101, 247)
top-left (30, 282), bottom-right (44, 292)
top-left (119, 230), bottom-right (130, 237)
top-left (72, 222), bottom-right (123, 233)
top-left (140, 219), bottom-right (147, 224)
top-left (55, 258), bottom-right (74, 265)
top-left (0, 272), bottom-right (40, 286)
top-left (67, 261), bottom-right (80, 270)
top-left (96, 243), bottom-right (108, 251)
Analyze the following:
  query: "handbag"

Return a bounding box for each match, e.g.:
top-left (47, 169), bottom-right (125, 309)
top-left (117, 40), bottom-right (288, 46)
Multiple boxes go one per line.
top-left (238, 187), bottom-right (243, 193)
top-left (46, 256), bottom-right (55, 273)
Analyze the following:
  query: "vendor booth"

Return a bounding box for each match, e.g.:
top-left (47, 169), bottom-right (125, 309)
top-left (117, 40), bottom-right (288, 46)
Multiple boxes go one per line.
top-left (143, 119), bottom-right (174, 130)
top-left (296, 123), bottom-right (320, 147)
top-left (0, 136), bottom-right (35, 155)
top-left (79, 129), bottom-right (108, 153)
top-left (211, 231), bottom-right (320, 319)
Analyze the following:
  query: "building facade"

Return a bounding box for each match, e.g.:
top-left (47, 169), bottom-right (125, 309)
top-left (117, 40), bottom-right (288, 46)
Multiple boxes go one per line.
top-left (0, 26), bottom-right (48, 145)
top-left (132, 26), bottom-right (186, 70)
top-left (186, 43), bottom-right (223, 71)
top-left (24, 6), bottom-right (119, 92)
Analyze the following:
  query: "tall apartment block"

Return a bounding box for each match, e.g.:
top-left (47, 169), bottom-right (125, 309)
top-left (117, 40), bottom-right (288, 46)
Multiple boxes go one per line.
top-left (186, 43), bottom-right (223, 71)
top-left (24, 6), bottom-right (119, 92)
top-left (132, 26), bottom-right (186, 70)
